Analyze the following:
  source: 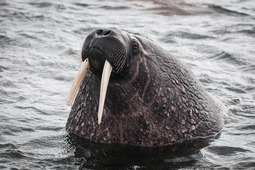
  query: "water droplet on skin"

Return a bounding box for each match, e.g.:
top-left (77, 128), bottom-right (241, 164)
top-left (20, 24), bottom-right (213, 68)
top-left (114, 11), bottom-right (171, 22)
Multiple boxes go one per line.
top-left (191, 125), bottom-right (196, 131)
top-left (182, 120), bottom-right (186, 125)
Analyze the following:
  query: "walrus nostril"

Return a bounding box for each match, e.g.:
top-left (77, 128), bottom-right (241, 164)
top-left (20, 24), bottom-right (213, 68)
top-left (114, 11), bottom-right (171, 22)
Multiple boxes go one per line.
top-left (95, 29), bottom-right (104, 35)
top-left (95, 29), bottom-right (112, 36)
top-left (103, 30), bottom-right (111, 35)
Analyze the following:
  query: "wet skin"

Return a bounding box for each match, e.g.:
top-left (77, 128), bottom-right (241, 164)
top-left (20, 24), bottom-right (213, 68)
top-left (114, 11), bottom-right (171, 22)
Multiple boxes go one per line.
top-left (66, 29), bottom-right (224, 147)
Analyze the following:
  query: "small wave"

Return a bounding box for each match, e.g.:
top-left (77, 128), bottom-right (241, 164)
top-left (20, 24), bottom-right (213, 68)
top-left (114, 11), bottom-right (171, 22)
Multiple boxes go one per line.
top-left (28, 2), bottom-right (52, 8)
top-left (206, 146), bottom-right (251, 156)
top-left (246, 141), bottom-right (255, 148)
top-left (234, 161), bottom-right (255, 169)
top-left (0, 143), bottom-right (17, 150)
top-left (0, 2), bottom-right (8, 6)
top-left (209, 51), bottom-right (243, 66)
top-left (1, 80), bottom-right (17, 88)
top-left (238, 124), bottom-right (255, 131)
top-left (73, 2), bottom-right (129, 11)
top-left (209, 5), bottom-right (249, 17)
top-left (176, 31), bottom-right (214, 40)
top-left (237, 28), bottom-right (255, 37)
top-left (142, 0), bottom-right (212, 16)
top-left (0, 35), bottom-right (14, 47)
top-left (0, 65), bottom-right (9, 72)
top-left (100, 5), bottom-right (129, 10)
top-left (1, 149), bottom-right (28, 159)
top-left (225, 87), bottom-right (246, 94)
top-left (14, 105), bottom-right (49, 115)
top-left (240, 64), bottom-right (255, 72)
top-left (73, 3), bottom-right (89, 7)
top-left (35, 126), bottom-right (64, 131)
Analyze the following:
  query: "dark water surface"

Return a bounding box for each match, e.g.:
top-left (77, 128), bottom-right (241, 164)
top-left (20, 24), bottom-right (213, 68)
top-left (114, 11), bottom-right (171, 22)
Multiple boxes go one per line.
top-left (1, 0), bottom-right (255, 169)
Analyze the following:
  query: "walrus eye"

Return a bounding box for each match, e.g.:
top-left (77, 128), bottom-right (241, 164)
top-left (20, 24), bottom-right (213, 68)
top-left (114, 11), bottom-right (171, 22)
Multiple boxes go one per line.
top-left (132, 41), bottom-right (139, 54)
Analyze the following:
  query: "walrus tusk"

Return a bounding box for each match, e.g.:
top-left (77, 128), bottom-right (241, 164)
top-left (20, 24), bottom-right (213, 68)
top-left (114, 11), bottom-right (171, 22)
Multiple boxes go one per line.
top-left (98, 60), bottom-right (112, 125)
top-left (66, 59), bottom-right (90, 105)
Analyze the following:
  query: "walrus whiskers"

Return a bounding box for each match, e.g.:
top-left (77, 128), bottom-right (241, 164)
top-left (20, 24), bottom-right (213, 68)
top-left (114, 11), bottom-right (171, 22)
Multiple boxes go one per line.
top-left (66, 59), bottom-right (90, 105)
top-left (114, 49), bottom-right (127, 73)
top-left (115, 55), bottom-right (124, 72)
top-left (116, 56), bottom-right (127, 73)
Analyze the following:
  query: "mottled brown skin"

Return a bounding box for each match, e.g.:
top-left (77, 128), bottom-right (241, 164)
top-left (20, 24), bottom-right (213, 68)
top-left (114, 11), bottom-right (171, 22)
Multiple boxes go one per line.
top-left (66, 29), bottom-right (224, 147)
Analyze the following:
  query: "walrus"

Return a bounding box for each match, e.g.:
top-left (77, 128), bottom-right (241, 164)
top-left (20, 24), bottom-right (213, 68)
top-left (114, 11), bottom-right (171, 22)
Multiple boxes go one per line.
top-left (66, 29), bottom-right (224, 147)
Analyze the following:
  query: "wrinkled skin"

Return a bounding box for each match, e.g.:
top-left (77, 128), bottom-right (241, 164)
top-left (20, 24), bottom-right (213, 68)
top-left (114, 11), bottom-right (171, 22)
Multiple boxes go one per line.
top-left (66, 29), bottom-right (224, 147)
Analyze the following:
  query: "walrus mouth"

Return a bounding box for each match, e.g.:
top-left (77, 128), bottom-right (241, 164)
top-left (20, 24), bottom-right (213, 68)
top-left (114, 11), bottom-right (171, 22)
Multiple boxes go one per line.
top-left (66, 58), bottom-right (112, 125)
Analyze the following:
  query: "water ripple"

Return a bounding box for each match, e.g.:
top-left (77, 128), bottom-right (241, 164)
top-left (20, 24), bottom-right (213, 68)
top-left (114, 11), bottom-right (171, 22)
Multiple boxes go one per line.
top-left (28, 2), bottom-right (52, 8)
top-left (1, 0), bottom-right (255, 169)
top-left (73, 3), bottom-right (89, 7)
top-left (210, 5), bottom-right (250, 17)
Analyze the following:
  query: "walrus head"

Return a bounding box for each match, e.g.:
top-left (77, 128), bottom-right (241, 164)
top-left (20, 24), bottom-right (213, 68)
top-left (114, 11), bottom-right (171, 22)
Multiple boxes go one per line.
top-left (67, 29), bottom-right (142, 124)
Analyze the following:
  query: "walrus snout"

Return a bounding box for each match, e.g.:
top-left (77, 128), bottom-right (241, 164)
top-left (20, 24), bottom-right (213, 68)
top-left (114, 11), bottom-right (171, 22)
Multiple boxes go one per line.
top-left (81, 29), bottom-right (130, 74)
top-left (87, 47), bottom-right (105, 78)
